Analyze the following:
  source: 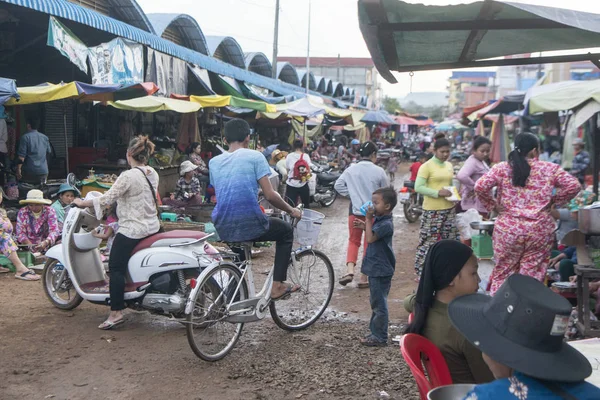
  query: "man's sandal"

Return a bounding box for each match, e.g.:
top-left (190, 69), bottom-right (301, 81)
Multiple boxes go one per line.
top-left (338, 274), bottom-right (354, 286)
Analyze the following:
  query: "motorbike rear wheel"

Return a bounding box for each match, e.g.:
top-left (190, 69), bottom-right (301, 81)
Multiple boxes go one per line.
top-left (403, 196), bottom-right (421, 223)
top-left (42, 258), bottom-right (83, 310)
top-left (319, 190), bottom-right (337, 207)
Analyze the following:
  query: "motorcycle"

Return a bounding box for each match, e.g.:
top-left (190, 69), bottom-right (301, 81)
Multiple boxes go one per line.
top-left (42, 200), bottom-right (221, 320)
top-left (399, 180), bottom-right (423, 223)
top-left (309, 163), bottom-right (340, 207)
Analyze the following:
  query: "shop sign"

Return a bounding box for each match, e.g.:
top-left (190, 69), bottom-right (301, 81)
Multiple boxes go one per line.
top-left (88, 38), bottom-right (143, 86)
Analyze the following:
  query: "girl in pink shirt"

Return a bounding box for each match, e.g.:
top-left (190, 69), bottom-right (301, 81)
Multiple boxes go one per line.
top-left (475, 133), bottom-right (580, 295)
top-left (457, 136), bottom-right (491, 216)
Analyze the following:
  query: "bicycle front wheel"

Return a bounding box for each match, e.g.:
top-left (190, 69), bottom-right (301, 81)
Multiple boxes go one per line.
top-left (269, 249), bottom-right (334, 331)
top-left (186, 263), bottom-right (248, 361)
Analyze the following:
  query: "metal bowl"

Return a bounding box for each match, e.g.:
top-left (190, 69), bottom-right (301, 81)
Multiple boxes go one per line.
top-left (470, 221), bottom-right (495, 232)
top-left (428, 384), bottom-right (476, 400)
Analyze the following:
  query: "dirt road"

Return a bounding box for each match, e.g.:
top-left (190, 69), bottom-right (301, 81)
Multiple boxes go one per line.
top-left (0, 166), bottom-right (421, 400)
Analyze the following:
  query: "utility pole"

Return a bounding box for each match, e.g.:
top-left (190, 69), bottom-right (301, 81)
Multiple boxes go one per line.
top-left (337, 53), bottom-right (341, 82)
top-left (306, 0), bottom-right (311, 94)
top-left (271, 0), bottom-right (280, 79)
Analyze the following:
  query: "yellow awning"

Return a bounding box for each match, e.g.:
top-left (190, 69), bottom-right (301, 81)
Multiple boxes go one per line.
top-left (188, 95), bottom-right (276, 113)
top-left (5, 82), bottom-right (80, 106)
top-left (108, 96), bottom-right (201, 113)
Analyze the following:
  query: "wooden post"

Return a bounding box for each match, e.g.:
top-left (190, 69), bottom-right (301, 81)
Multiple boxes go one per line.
top-left (592, 113), bottom-right (599, 196)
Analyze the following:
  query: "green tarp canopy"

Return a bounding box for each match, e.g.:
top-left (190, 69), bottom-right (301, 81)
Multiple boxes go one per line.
top-left (359, 0), bottom-right (600, 83)
top-left (526, 80), bottom-right (600, 114)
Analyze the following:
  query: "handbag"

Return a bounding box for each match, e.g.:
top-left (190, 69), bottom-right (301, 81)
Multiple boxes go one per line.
top-left (135, 167), bottom-right (164, 233)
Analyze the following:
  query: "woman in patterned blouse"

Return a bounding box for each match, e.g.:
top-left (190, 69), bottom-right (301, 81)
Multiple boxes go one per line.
top-left (475, 133), bottom-right (580, 295)
top-left (187, 142), bottom-right (209, 179)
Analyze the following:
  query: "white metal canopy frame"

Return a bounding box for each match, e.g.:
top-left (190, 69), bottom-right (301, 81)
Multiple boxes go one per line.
top-left (358, 0), bottom-right (600, 83)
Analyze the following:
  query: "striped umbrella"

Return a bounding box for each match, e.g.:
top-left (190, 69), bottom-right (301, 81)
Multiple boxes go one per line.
top-left (489, 114), bottom-right (510, 164)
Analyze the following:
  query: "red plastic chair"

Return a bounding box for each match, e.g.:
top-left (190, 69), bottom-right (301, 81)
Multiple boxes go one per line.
top-left (400, 333), bottom-right (453, 400)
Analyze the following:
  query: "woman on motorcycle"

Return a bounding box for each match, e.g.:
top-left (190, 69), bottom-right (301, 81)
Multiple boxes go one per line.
top-left (73, 136), bottom-right (160, 330)
top-left (414, 138), bottom-right (458, 276)
top-left (334, 141), bottom-right (389, 288)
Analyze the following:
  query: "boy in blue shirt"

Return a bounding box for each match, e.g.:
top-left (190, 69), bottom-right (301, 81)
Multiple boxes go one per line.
top-left (353, 186), bottom-right (397, 346)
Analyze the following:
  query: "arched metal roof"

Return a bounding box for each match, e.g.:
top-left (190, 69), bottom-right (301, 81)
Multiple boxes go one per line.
top-left (351, 88), bottom-right (356, 96)
top-left (314, 76), bottom-right (326, 93)
top-left (244, 52), bottom-right (272, 78)
top-left (344, 87), bottom-right (351, 97)
top-left (323, 79), bottom-right (333, 96)
top-left (206, 36), bottom-right (246, 69)
top-left (332, 81), bottom-right (344, 98)
top-left (296, 69), bottom-right (316, 91)
top-left (110, 0), bottom-right (155, 33)
top-left (276, 62), bottom-right (300, 86)
top-left (147, 13), bottom-right (208, 55)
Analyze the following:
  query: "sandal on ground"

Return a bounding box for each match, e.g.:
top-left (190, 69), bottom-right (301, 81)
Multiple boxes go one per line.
top-left (98, 318), bottom-right (125, 330)
top-left (271, 283), bottom-right (300, 301)
top-left (15, 270), bottom-right (40, 281)
top-left (338, 273), bottom-right (354, 286)
top-left (360, 335), bottom-right (387, 347)
top-left (0, 266), bottom-right (11, 273)
top-left (357, 282), bottom-right (370, 289)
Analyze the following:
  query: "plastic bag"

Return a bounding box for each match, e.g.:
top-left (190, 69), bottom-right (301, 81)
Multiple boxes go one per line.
top-left (456, 208), bottom-right (482, 240)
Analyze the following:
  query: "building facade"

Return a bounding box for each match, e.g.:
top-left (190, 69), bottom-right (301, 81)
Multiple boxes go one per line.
top-left (278, 57), bottom-right (380, 109)
top-left (447, 71), bottom-right (496, 114)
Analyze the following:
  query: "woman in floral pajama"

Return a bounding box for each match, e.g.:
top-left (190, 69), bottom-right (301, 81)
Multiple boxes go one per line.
top-left (0, 189), bottom-right (40, 280)
top-left (16, 189), bottom-right (60, 253)
top-left (475, 133), bottom-right (580, 295)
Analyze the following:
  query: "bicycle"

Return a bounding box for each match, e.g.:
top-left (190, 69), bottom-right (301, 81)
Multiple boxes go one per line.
top-left (184, 207), bottom-right (335, 361)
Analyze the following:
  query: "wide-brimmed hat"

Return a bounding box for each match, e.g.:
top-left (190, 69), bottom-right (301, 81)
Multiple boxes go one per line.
top-left (20, 189), bottom-right (52, 205)
top-left (180, 160), bottom-right (199, 176)
top-left (56, 183), bottom-right (80, 196)
top-left (448, 274), bottom-right (592, 383)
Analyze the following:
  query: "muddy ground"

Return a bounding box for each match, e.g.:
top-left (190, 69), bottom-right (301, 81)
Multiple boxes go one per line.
top-left (0, 165), bottom-right (421, 400)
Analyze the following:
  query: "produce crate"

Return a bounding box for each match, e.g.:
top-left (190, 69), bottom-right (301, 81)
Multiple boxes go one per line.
top-left (162, 221), bottom-right (205, 232)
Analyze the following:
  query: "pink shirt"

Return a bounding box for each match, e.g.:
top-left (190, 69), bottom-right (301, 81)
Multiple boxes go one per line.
top-left (475, 159), bottom-right (580, 221)
top-left (457, 155), bottom-right (490, 214)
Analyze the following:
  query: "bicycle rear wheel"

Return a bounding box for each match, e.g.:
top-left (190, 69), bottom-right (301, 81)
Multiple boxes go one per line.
top-left (269, 249), bottom-right (334, 331)
top-left (186, 263), bottom-right (248, 361)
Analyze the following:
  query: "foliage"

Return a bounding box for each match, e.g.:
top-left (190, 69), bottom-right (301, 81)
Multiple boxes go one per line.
top-left (382, 96), bottom-right (401, 114)
top-left (399, 100), bottom-right (445, 122)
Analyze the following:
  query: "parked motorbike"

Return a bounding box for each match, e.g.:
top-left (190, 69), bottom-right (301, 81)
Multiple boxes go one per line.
top-left (309, 164), bottom-right (340, 207)
top-left (42, 201), bottom-right (221, 321)
top-left (399, 180), bottom-right (423, 223)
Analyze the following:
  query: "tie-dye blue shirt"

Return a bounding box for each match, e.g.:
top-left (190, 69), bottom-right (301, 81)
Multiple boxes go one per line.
top-left (209, 148), bottom-right (271, 242)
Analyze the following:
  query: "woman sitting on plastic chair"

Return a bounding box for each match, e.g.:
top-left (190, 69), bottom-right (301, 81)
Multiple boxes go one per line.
top-left (404, 240), bottom-right (493, 384)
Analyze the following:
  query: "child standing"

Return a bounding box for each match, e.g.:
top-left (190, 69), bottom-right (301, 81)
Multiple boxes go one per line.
top-left (353, 187), bottom-right (397, 346)
top-left (387, 155), bottom-right (398, 182)
top-left (409, 153), bottom-right (427, 182)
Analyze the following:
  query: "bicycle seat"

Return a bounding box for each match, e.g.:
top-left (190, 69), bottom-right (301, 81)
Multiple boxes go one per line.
top-left (132, 230), bottom-right (208, 255)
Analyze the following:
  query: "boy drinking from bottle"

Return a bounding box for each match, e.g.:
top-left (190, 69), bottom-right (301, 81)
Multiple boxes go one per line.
top-left (353, 186), bottom-right (397, 346)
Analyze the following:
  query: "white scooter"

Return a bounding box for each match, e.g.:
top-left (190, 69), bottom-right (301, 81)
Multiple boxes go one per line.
top-left (42, 200), bottom-right (221, 321)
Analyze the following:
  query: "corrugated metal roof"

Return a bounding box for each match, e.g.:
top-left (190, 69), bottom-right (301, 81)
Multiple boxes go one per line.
top-left (296, 69), bottom-right (316, 91)
top-left (276, 62), bottom-right (300, 86)
top-left (108, 0), bottom-right (154, 33)
top-left (206, 36), bottom-right (246, 69)
top-left (314, 76), bottom-right (326, 93)
top-left (244, 52), bottom-right (272, 78)
top-left (1, 0), bottom-right (312, 97)
top-left (147, 13), bottom-right (208, 55)
top-left (331, 81), bottom-right (344, 98)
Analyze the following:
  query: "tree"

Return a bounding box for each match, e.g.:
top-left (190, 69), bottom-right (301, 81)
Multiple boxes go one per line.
top-left (382, 96), bottom-right (401, 114)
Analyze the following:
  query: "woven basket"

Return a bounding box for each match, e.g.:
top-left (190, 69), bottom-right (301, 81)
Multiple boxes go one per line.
top-left (162, 221), bottom-right (205, 232)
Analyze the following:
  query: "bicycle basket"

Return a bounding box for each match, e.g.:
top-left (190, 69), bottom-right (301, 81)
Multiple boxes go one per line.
top-left (294, 209), bottom-right (325, 246)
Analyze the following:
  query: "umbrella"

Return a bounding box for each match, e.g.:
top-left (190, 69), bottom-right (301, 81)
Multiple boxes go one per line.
top-left (0, 78), bottom-right (19, 105)
top-left (361, 110), bottom-right (397, 125)
top-left (489, 114), bottom-right (510, 164)
top-left (107, 96), bottom-right (201, 113)
top-left (394, 115), bottom-right (419, 125)
top-left (436, 120), bottom-right (466, 131)
top-left (276, 97), bottom-right (326, 118)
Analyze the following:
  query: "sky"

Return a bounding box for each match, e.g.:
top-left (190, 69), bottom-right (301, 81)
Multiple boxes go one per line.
top-left (137, 0), bottom-right (600, 99)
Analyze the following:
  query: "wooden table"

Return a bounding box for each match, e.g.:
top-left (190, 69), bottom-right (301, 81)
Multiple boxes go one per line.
top-left (575, 266), bottom-right (600, 337)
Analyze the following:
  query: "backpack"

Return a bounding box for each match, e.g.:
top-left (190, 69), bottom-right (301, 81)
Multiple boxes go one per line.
top-left (292, 154), bottom-right (312, 182)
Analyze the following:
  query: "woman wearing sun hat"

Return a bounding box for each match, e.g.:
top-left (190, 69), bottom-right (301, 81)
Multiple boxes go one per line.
top-left (448, 274), bottom-right (600, 399)
top-left (162, 160), bottom-right (203, 208)
top-left (15, 189), bottom-right (60, 253)
top-left (0, 187), bottom-right (40, 281)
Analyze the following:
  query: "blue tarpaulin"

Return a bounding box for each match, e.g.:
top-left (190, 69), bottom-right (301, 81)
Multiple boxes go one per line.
top-left (0, 77), bottom-right (19, 105)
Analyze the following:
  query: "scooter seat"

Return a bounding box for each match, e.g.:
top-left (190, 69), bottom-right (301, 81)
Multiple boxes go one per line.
top-left (403, 180), bottom-right (415, 189)
top-left (318, 172), bottom-right (340, 183)
top-left (132, 230), bottom-right (208, 255)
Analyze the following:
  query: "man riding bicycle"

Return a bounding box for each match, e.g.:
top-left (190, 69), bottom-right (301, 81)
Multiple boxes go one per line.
top-left (209, 119), bottom-right (303, 300)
